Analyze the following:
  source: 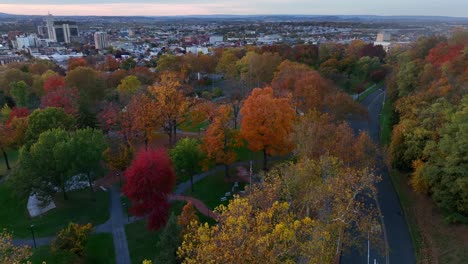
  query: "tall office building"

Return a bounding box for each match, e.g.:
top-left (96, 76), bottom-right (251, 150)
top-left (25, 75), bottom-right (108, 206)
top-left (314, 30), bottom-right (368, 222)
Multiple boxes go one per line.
top-left (94, 32), bottom-right (109, 50)
top-left (45, 13), bottom-right (56, 41)
top-left (43, 13), bottom-right (79, 43)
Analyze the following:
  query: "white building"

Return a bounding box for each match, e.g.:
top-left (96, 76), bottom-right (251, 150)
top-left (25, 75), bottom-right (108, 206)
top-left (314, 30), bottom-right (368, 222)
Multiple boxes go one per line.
top-left (209, 35), bottom-right (223, 45)
top-left (94, 32), bottom-right (109, 50)
top-left (186, 46), bottom-right (209, 55)
top-left (14, 34), bottom-right (38, 49)
top-left (376, 32), bottom-right (391, 42)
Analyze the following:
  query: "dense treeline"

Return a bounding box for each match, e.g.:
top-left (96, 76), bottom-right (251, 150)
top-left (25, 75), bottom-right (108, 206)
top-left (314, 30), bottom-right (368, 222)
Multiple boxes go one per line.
top-left (386, 29), bottom-right (467, 223)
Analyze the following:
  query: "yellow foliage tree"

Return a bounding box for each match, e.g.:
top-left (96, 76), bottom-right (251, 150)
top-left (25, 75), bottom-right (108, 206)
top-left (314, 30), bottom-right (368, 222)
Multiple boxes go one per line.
top-left (177, 197), bottom-right (329, 264)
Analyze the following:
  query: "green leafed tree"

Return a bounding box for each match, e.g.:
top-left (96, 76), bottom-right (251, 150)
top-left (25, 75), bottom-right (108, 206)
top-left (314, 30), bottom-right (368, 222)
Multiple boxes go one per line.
top-left (156, 213), bottom-right (181, 264)
top-left (170, 137), bottom-right (205, 190)
top-left (25, 107), bottom-right (75, 147)
top-left (69, 128), bottom-right (108, 199)
top-left (9, 81), bottom-right (30, 108)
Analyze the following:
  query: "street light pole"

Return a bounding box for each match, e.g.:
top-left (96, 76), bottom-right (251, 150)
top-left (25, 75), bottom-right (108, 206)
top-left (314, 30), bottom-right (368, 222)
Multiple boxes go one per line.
top-left (30, 224), bottom-right (36, 249)
top-left (123, 202), bottom-right (129, 223)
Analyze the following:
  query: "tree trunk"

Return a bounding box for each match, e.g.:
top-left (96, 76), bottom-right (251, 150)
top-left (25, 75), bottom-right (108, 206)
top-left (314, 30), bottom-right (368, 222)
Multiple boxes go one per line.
top-left (1, 147), bottom-right (11, 170)
top-left (173, 120), bottom-right (177, 145)
top-left (263, 149), bottom-right (268, 171)
top-left (87, 172), bottom-right (95, 201)
top-left (61, 184), bottom-right (68, 200)
top-left (224, 164), bottom-right (229, 178)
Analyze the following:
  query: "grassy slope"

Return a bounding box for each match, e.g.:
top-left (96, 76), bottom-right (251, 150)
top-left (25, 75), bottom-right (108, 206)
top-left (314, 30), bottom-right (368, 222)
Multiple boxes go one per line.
top-left (0, 184), bottom-right (109, 238)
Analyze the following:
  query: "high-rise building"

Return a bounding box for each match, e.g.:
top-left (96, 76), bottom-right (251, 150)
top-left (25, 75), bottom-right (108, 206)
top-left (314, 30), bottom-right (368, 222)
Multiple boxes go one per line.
top-left (94, 32), bottom-right (109, 50)
top-left (54, 21), bottom-right (79, 43)
top-left (45, 13), bottom-right (56, 41)
top-left (43, 13), bottom-right (79, 43)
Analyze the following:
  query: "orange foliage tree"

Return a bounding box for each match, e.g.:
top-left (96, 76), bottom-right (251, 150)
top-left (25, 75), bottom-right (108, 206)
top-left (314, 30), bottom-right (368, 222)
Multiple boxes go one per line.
top-left (202, 105), bottom-right (238, 177)
top-left (127, 94), bottom-right (161, 149)
top-left (240, 86), bottom-right (295, 170)
top-left (150, 72), bottom-right (189, 145)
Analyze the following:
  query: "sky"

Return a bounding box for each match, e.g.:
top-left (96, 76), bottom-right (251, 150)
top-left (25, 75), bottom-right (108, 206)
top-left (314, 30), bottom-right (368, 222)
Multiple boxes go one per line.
top-left (0, 0), bottom-right (467, 17)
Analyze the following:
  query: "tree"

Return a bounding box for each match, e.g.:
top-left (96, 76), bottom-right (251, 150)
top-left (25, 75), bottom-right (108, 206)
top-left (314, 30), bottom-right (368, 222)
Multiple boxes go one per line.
top-left (41, 85), bottom-right (79, 116)
top-left (149, 72), bottom-right (189, 145)
top-left (236, 51), bottom-right (282, 90)
top-left (0, 123), bottom-right (13, 171)
top-left (25, 107), bottom-right (75, 147)
top-left (67, 57), bottom-right (88, 71)
top-left (202, 105), bottom-right (238, 178)
top-left (122, 149), bottom-right (176, 230)
top-left (240, 87), bottom-right (295, 170)
top-left (0, 229), bottom-right (32, 263)
top-left (178, 202), bottom-right (199, 236)
top-left (117, 75), bottom-right (141, 101)
top-left (9, 81), bottom-right (30, 108)
top-left (126, 94), bottom-right (161, 149)
top-left (170, 138), bottom-right (204, 191)
top-left (13, 128), bottom-right (74, 200)
top-left (52, 222), bottom-right (94, 257)
top-left (156, 213), bottom-right (181, 264)
top-left (69, 128), bottom-right (107, 199)
top-left (65, 66), bottom-right (106, 103)
top-left (216, 50), bottom-right (240, 79)
top-left (177, 197), bottom-right (323, 264)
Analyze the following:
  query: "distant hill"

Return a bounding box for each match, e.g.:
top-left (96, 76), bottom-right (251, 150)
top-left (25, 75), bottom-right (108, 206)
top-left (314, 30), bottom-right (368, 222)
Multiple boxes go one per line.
top-left (0, 12), bottom-right (467, 23)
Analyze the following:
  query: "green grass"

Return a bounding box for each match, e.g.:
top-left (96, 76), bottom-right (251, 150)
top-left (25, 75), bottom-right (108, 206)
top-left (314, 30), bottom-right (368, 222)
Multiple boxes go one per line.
top-left (185, 169), bottom-right (245, 210)
top-left (0, 184), bottom-right (110, 238)
top-left (379, 98), bottom-right (394, 146)
top-left (0, 148), bottom-right (19, 178)
top-left (179, 119), bottom-right (209, 133)
top-left (357, 82), bottom-right (384, 102)
top-left (125, 201), bottom-right (186, 264)
top-left (234, 145), bottom-right (263, 162)
top-left (29, 233), bottom-right (115, 264)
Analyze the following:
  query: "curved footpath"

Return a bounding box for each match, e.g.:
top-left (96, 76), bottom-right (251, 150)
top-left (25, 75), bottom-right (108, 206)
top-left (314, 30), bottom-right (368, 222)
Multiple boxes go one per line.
top-left (342, 88), bottom-right (415, 264)
top-left (12, 158), bottom-right (281, 263)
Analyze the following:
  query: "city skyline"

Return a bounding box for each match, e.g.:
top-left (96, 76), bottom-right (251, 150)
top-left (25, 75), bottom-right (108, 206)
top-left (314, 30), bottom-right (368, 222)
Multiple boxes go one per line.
top-left (0, 0), bottom-right (467, 17)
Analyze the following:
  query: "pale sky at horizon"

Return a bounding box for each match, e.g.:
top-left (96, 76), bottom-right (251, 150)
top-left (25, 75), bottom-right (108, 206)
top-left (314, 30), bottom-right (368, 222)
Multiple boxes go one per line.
top-left (0, 0), bottom-right (467, 17)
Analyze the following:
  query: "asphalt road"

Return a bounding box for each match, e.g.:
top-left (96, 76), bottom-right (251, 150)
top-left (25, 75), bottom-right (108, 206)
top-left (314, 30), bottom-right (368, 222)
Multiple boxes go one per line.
top-left (342, 88), bottom-right (415, 264)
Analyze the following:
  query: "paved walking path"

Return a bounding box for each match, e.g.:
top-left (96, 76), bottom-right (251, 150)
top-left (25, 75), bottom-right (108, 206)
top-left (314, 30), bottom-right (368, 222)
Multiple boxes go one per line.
top-left (109, 185), bottom-right (131, 264)
top-left (171, 195), bottom-right (218, 220)
top-left (11, 155), bottom-right (290, 263)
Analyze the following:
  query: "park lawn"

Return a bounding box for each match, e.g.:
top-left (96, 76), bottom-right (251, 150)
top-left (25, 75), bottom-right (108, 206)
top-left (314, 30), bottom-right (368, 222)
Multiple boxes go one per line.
top-left (125, 201), bottom-right (186, 264)
top-left (29, 233), bottom-right (115, 264)
top-left (234, 145), bottom-right (263, 162)
top-left (0, 184), bottom-right (109, 238)
top-left (0, 148), bottom-right (19, 178)
top-left (178, 118), bottom-right (209, 133)
top-left (185, 169), bottom-right (245, 210)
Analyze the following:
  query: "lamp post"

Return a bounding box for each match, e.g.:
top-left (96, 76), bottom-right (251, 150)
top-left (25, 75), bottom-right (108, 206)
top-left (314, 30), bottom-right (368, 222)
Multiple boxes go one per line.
top-left (30, 224), bottom-right (36, 249)
top-left (123, 202), bottom-right (129, 223)
top-left (117, 172), bottom-right (121, 187)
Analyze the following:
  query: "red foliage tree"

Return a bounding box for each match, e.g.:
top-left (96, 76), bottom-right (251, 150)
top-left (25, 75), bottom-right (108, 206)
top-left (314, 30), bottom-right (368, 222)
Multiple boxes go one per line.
top-left (6, 107), bottom-right (29, 125)
top-left (67, 57), bottom-right (87, 71)
top-left (122, 149), bottom-right (176, 230)
top-left (43, 75), bottom-right (66, 93)
top-left (425, 43), bottom-right (464, 67)
top-left (40, 86), bottom-right (79, 116)
top-left (97, 102), bottom-right (120, 133)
